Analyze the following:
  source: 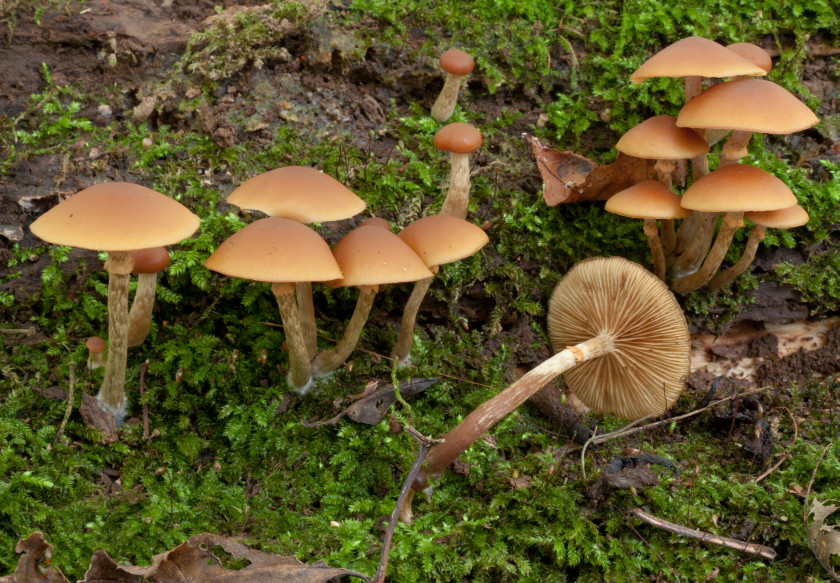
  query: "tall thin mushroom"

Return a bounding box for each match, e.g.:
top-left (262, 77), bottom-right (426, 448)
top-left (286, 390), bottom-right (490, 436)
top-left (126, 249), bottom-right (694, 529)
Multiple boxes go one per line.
top-left (126, 246), bottom-right (170, 348)
top-left (430, 49), bottom-right (475, 122)
top-left (434, 123), bottom-right (483, 220)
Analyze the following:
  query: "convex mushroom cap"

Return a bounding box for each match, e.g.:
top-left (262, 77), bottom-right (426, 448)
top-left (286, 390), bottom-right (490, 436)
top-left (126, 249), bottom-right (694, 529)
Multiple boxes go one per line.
top-left (630, 36), bottom-right (767, 83)
top-left (680, 163), bottom-right (797, 212)
top-left (727, 42), bottom-right (773, 73)
top-left (130, 247), bottom-right (171, 274)
top-left (433, 122), bottom-right (483, 154)
top-left (745, 204), bottom-right (809, 228)
top-left (606, 180), bottom-right (691, 220)
top-left (439, 48), bottom-right (475, 76)
top-left (397, 215), bottom-right (489, 267)
top-left (616, 115), bottom-right (709, 160)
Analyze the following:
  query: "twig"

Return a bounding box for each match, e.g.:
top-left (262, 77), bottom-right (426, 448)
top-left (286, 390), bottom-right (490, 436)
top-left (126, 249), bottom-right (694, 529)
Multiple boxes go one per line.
top-left (754, 407), bottom-right (798, 483)
top-left (53, 363), bottom-right (76, 444)
top-left (139, 360), bottom-right (150, 441)
top-left (0, 328), bottom-right (34, 335)
top-left (629, 507), bottom-right (776, 560)
top-left (803, 443), bottom-right (840, 582)
top-left (624, 511), bottom-right (681, 582)
top-left (373, 425), bottom-right (443, 583)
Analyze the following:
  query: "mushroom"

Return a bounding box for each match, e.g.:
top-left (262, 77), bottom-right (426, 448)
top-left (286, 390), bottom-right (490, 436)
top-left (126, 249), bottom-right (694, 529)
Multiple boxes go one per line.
top-left (726, 42), bottom-right (773, 75)
top-left (604, 180), bottom-right (692, 280)
top-left (29, 182), bottom-right (200, 422)
top-left (391, 214), bottom-right (489, 363)
top-left (434, 122), bottom-right (483, 220)
top-left (86, 336), bottom-right (106, 370)
top-left (403, 257), bottom-right (689, 520)
top-left (430, 48), bottom-right (475, 122)
top-left (310, 224), bottom-right (432, 376)
top-left (708, 204), bottom-right (809, 291)
top-left (204, 217), bottom-right (342, 393)
top-left (226, 165), bottom-right (366, 359)
top-left (126, 246), bottom-right (170, 348)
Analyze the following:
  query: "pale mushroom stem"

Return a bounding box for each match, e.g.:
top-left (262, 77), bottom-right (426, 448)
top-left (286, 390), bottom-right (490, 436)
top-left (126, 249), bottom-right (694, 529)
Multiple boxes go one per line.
top-left (670, 212), bottom-right (744, 294)
top-left (405, 333), bottom-right (614, 506)
top-left (440, 152), bottom-right (471, 220)
top-left (311, 285), bottom-right (378, 376)
top-left (296, 281), bottom-right (318, 358)
top-left (707, 225), bottom-right (766, 291)
top-left (126, 273), bottom-right (158, 348)
top-left (272, 282), bottom-right (313, 392)
top-left (431, 73), bottom-right (465, 122)
top-left (684, 76), bottom-right (702, 102)
top-left (98, 251), bottom-right (133, 422)
top-left (672, 212), bottom-right (719, 276)
top-left (392, 267), bottom-right (439, 364)
top-left (661, 219), bottom-right (676, 259)
top-left (643, 219), bottom-right (667, 281)
top-left (720, 130), bottom-right (753, 166)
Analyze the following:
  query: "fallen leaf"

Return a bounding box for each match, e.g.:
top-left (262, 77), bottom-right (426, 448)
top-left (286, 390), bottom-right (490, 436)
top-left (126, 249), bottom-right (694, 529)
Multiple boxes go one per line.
top-left (808, 498), bottom-right (840, 563)
top-left (0, 532), bottom-right (67, 583)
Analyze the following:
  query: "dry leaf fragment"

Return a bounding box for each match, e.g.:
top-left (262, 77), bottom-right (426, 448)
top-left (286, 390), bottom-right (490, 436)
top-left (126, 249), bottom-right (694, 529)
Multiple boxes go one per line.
top-left (0, 532), bottom-right (67, 583)
top-left (808, 498), bottom-right (840, 563)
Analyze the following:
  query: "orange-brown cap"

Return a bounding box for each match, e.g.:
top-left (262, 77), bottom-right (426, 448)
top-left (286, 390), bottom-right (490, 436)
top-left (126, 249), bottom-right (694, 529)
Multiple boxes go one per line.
top-left (630, 36), bottom-right (767, 83)
top-left (606, 180), bottom-right (692, 219)
top-left (86, 336), bottom-right (106, 353)
top-left (616, 115), bottom-right (709, 160)
top-left (359, 216), bottom-right (392, 230)
top-left (227, 166), bottom-right (366, 223)
top-left (397, 215), bottom-right (489, 267)
top-left (680, 164), bottom-right (796, 212)
top-left (30, 182), bottom-right (200, 251)
top-left (727, 42), bottom-right (772, 73)
top-left (130, 247), bottom-right (171, 274)
top-left (204, 217), bottom-right (341, 283)
top-left (326, 225), bottom-right (433, 288)
top-left (676, 78), bottom-right (819, 134)
top-left (745, 204), bottom-right (809, 228)
top-left (433, 122), bottom-right (483, 154)
top-left (439, 48), bottom-right (475, 76)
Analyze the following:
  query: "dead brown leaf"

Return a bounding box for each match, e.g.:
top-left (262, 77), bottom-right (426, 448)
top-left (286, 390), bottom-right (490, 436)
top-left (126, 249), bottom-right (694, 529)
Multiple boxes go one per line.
top-left (808, 498), bottom-right (840, 564)
top-left (0, 532), bottom-right (67, 583)
top-left (78, 393), bottom-right (118, 444)
top-left (83, 532), bottom-right (371, 582)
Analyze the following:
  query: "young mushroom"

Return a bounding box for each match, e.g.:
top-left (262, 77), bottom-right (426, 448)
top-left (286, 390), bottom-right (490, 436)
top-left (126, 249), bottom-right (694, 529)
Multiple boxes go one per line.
top-left (392, 214), bottom-right (489, 363)
top-left (203, 217), bottom-right (342, 393)
top-left (402, 257), bottom-right (689, 521)
top-left (29, 182), bottom-right (200, 423)
top-left (434, 122), bottom-right (483, 220)
top-left (430, 48), bottom-right (475, 122)
top-left (126, 246), bottom-right (170, 348)
top-left (86, 336), bottom-right (106, 370)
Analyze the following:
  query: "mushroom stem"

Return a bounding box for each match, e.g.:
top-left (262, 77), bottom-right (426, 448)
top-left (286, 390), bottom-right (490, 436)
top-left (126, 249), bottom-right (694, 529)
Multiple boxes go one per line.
top-left (272, 282), bottom-right (313, 392)
top-left (296, 281), bottom-right (318, 358)
top-left (670, 212), bottom-right (744, 294)
top-left (661, 219), bottom-right (676, 259)
top-left (126, 273), bottom-right (158, 347)
top-left (440, 152), bottom-right (471, 220)
top-left (707, 225), bottom-right (766, 291)
top-left (720, 130), bottom-right (752, 166)
top-left (392, 267), bottom-right (438, 364)
top-left (672, 212), bottom-right (720, 276)
top-left (430, 73), bottom-right (464, 122)
top-left (684, 75), bottom-right (702, 102)
top-left (98, 251), bottom-right (133, 422)
top-left (409, 332), bottom-right (614, 496)
top-left (643, 219), bottom-right (667, 281)
top-left (311, 285), bottom-right (378, 376)
top-left (673, 147), bottom-right (710, 257)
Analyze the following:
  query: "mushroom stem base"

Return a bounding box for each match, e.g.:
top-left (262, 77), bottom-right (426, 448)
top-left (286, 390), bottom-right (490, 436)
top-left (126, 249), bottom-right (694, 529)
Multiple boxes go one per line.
top-left (98, 251), bottom-right (132, 424)
top-left (273, 284), bottom-right (313, 393)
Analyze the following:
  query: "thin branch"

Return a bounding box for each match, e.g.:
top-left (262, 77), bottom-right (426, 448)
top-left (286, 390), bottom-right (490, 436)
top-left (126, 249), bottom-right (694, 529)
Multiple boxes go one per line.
top-left (53, 363), bottom-right (76, 444)
top-left (624, 511), bottom-right (681, 582)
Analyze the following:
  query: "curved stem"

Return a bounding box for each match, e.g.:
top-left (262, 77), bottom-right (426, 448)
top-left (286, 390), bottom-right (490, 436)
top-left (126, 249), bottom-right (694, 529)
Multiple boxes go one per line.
top-left (430, 73), bottom-right (464, 122)
top-left (673, 148), bottom-right (710, 256)
top-left (311, 285), bottom-right (377, 376)
top-left (720, 130), bottom-right (752, 166)
top-left (98, 251), bottom-right (132, 422)
top-left (126, 273), bottom-right (157, 348)
top-left (272, 283), bottom-right (312, 392)
top-left (661, 219), bottom-right (676, 260)
top-left (440, 152), bottom-right (471, 220)
top-left (296, 281), bottom-right (317, 359)
top-left (672, 212), bottom-right (719, 276)
top-left (670, 212), bottom-right (744, 294)
top-left (644, 219), bottom-right (666, 281)
top-left (707, 226), bottom-right (766, 291)
top-left (392, 273), bottom-right (435, 364)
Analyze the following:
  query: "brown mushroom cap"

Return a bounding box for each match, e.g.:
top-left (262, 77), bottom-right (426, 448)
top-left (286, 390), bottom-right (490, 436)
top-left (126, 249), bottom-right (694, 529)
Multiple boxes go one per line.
top-left (397, 215), bottom-right (489, 267)
top-left (439, 48), bottom-right (475, 76)
top-left (606, 180), bottom-right (692, 219)
top-left (203, 217), bottom-right (342, 283)
top-left (630, 36), bottom-right (767, 83)
top-left (30, 182), bottom-right (200, 251)
top-left (326, 224), bottom-right (433, 288)
top-left (433, 122), bottom-right (483, 154)
top-left (130, 247), bottom-right (171, 274)
top-left (676, 78), bottom-right (819, 134)
top-left (616, 115), bottom-right (709, 160)
top-left (745, 204), bottom-right (809, 228)
top-left (86, 336), bottom-right (106, 353)
top-left (726, 42), bottom-right (772, 73)
top-left (226, 166), bottom-right (366, 223)
top-left (359, 216), bottom-right (392, 230)
top-left (547, 256), bottom-right (690, 420)
top-left (680, 163), bottom-right (796, 212)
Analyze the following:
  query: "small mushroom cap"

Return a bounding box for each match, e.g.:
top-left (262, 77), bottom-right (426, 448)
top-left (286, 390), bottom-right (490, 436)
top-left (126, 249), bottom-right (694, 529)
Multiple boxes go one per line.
top-left (325, 224), bottom-right (433, 288)
top-left (227, 166), bottom-right (366, 223)
top-left (397, 215), bottom-right (489, 267)
top-left (676, 78), bottom-right (819, 134)
top-left (359, 216), bottom-right (392, 230)
top-left (745, 204), bottom-right (809, 228)
top-left (616, 115), bottom-right (709, 160)
top-left (606, 180), bottom-right (692, 220)
top-left (86, 336), bottom-right (106, 353)
top-left (130, 247), bottom-right (171, 274)
top-left (630, 36), bottom-right (767, 83)
top-left (433, 122), bottom-right (483, 154)
top-left (439, 48), bottom-right (475, 76)
top-left (680, 163), bottom-right (797, 212)
top-left (727, 42), bottom-right (772, 73)
top-left (203, 217), bottom-right (342, 283)
top-left (30, 182), bottom-right (200, 251)
top-left (547, 256), bottom-right (690, 420)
